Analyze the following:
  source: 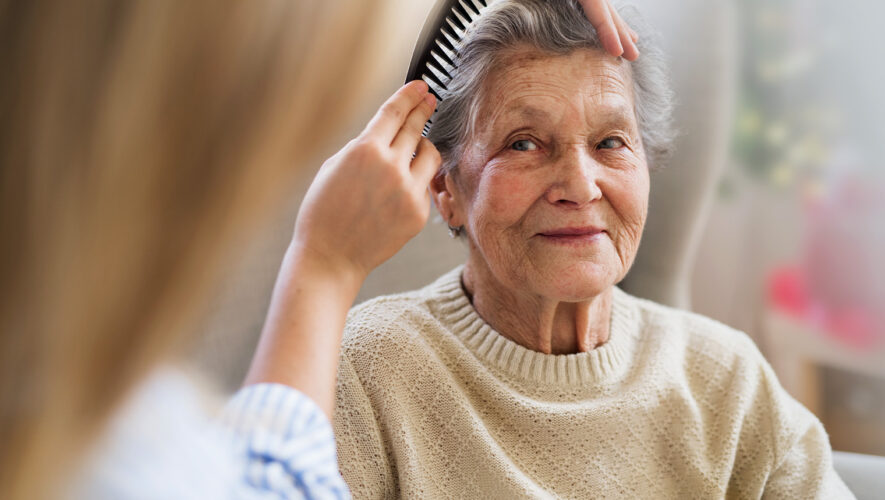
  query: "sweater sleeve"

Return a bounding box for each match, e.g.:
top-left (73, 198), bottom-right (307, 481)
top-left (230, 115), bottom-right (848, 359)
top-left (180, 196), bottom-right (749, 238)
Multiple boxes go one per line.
top-left (759, 365), bottom-right (855, 499)
top-left (220, 383), bottom-right (351, 499)
top-left (333, 353), bottom-right (394, 499)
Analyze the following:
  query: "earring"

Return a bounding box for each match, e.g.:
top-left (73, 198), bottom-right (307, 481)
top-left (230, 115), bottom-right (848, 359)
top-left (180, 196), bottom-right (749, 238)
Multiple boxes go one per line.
top-left (447, 225), bottom-right (462, 238)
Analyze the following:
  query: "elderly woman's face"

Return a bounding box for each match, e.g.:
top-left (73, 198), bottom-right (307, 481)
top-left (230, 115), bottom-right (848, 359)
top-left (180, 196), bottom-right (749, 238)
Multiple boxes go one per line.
top-left (452, 48), bottom-right (648, 301)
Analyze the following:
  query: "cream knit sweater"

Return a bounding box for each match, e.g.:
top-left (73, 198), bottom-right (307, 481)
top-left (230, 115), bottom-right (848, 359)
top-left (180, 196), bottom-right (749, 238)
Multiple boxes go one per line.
top-left (334, 267), bottom-right (852, 499)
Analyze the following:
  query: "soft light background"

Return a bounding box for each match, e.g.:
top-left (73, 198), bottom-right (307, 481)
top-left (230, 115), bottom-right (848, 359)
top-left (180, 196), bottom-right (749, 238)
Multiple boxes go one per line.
top-left (193, 0), bottom-right (885, 455)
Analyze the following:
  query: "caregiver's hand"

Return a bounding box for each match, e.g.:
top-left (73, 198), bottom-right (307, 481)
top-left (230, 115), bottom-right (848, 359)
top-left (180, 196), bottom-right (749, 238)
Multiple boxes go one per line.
top-left (244, 80), bottom-right (440, 416)
top-left (291, 79), bottom-right (440, 286)
top-left (579, 0), bottom-right (640, 61)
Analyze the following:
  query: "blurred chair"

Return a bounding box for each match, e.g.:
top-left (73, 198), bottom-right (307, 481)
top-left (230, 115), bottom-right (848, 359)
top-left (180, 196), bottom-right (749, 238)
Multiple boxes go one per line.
top-left (194, 0), bottom-right (884, 496)
top-left (833, 451), bottom-right (885, 500)
top-left (616, 0), bottom-right (734, 310)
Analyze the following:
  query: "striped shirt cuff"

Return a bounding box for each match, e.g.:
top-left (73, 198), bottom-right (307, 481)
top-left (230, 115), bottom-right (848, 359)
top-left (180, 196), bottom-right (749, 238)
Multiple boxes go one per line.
top-left (220, 384), bottom-right (350, 499)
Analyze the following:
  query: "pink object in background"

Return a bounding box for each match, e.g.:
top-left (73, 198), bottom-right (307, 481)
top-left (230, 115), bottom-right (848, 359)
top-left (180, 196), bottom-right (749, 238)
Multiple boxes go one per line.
top-left (768, 170), bottom-right (885, 349)
top-left (804, 175), bottom-right (885, 312)
top-left (767, 266), bottom-right (880, 349)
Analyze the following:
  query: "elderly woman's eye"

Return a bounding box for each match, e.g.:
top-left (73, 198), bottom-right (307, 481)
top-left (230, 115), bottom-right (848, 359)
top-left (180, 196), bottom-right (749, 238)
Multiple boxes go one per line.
top-left (510, 139), bottom-right (538, 151)
top-left (598, 137), bottom-right (625, 150)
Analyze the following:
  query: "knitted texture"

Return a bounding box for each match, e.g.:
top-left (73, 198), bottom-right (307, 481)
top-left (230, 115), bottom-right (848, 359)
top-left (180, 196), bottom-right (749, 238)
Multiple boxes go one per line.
top-left (334, 267), bottom-right (853, 499)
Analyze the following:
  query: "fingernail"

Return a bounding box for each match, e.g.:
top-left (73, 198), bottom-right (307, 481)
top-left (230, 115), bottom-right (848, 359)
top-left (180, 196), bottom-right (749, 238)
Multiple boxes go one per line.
top-left (424, 93), bottom-right (436, 107)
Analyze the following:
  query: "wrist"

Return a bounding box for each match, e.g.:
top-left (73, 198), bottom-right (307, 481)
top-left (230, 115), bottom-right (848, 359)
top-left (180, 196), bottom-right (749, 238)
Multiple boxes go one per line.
top-left (284, 241), bottom-right (367, 300)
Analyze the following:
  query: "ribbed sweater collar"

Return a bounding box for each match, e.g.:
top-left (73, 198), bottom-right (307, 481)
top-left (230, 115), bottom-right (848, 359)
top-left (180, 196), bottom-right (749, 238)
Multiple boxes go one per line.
top-left (427, 266), bottom-right (641, 386)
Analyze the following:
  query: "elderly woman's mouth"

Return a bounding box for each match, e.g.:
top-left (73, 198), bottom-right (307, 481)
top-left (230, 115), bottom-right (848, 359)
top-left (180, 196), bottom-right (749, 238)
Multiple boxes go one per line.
top-left (536, 226), bottom-right (606, 244)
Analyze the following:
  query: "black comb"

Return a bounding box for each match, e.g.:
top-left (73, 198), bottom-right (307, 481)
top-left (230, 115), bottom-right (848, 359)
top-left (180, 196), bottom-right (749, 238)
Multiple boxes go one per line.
top-left (405, 0), bottom-right (490, 136)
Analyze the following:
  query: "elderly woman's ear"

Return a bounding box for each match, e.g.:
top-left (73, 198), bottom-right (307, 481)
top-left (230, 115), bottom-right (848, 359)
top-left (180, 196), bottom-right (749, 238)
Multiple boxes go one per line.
top-left (430, 169), bottom-right (464, 229)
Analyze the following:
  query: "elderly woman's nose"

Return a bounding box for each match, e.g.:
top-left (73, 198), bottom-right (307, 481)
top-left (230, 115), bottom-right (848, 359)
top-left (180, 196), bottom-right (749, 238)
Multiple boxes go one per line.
top-left (544, 148), bottom-right (604, 208)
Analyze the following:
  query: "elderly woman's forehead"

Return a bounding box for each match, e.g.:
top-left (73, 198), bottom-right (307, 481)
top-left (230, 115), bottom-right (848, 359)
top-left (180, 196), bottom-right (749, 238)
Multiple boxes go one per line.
top-left (479, 49), bottom-right (635, 120)
top-left (490, 48), bottom-right (632, 95)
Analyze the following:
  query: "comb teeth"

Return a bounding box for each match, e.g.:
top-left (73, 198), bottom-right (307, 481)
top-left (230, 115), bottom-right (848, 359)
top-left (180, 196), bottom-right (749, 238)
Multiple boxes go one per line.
top-left (431, 50), bottom-right (455, 74)
top-left (422, 71), bottom-right (446, 100)
top-left (445, 16), bottom-right (466, 38)
top-left (450, 5), bottom-right (471, 27)
top-left (427, 59), bottom-right (452, 83)
top-left (438, 27), bottom-right (459, 54)
top-left (461, 0), bottom-right (481, 17)
top-left (405, 0), bottom-right (489, 136)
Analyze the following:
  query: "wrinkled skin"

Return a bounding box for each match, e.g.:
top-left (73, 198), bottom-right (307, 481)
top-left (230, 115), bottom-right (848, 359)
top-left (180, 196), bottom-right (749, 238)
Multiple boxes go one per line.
top-left (432, 48), bottom-right (649, 354)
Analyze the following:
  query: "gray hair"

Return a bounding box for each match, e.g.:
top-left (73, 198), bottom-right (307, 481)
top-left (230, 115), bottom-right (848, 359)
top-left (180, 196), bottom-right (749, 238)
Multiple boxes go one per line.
top-left (428, 0), bottom-right (675, 173)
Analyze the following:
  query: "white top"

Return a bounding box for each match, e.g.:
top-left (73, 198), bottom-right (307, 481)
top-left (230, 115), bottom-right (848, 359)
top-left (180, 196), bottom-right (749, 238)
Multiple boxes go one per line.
top-left (334, 266), bottom-right (853, 499)
top-left (71, 369), bottom-right (350, 499)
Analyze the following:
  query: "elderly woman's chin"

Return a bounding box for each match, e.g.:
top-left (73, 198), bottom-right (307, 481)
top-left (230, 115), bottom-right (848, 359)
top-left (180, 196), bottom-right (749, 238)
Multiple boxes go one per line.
top-left (520, 241), bottom-right (628, 302)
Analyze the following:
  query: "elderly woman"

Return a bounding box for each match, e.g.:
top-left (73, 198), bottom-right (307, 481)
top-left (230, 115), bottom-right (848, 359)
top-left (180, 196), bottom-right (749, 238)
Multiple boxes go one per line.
top-left (334, 1), bottom-right (851, 498)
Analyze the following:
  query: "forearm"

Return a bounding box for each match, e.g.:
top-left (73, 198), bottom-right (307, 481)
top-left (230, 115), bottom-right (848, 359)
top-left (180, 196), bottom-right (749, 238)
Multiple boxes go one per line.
top-left (243, 243), bottom-right (364, 418)
top-left (243, 80), bottom-right (439, 419)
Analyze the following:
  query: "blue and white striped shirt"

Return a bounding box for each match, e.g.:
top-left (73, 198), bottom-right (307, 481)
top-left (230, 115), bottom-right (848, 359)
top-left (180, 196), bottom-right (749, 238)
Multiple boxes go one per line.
top-left (70, 369), bottom-right (350, 499)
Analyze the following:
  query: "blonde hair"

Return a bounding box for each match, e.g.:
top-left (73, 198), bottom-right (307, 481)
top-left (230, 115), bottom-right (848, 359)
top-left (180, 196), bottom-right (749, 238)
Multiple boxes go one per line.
top-left (0, 1), bottom-right (378, 498)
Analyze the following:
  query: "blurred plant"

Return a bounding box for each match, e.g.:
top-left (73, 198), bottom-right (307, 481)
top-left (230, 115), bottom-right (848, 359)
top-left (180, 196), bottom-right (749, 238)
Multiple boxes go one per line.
top-left (730, 0), bottom-right (839, 196)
